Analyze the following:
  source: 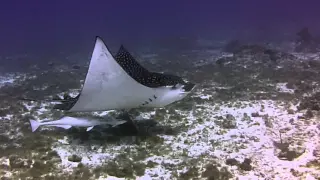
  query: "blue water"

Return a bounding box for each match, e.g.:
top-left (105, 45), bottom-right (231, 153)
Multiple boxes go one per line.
top-left (1, 0), bottom-right (319, 56)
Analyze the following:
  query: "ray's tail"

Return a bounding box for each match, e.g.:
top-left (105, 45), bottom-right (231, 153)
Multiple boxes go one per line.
top-left (29, 120), bottom-right (41, 132)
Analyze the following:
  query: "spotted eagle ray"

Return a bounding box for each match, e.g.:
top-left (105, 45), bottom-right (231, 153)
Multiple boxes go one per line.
top-left (53, 36), bottom-right (196, 112)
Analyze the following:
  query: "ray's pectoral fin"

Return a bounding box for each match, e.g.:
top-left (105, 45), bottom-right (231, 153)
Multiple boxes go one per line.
top-left (52, 36), bottom-right (196, 112)
top-left (58, 36), bottom-right (153, 112)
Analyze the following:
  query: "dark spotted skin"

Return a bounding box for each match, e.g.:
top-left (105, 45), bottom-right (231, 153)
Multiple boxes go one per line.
top-left (114, 45), bottom-right (195, 90)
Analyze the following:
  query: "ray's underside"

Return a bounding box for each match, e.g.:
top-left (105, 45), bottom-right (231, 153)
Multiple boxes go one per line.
top-left (53, 37), bottom-right (195, 112)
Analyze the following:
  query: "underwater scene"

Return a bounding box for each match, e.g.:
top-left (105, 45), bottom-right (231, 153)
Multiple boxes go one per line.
top-left (0, 1), bottom-right (320, 180)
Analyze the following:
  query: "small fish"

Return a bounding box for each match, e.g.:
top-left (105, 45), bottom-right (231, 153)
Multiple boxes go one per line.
top-left (29, 116), bottom-right (127, 132)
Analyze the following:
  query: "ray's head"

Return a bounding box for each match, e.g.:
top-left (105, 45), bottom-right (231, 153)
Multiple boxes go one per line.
top-left (155, 81), bottom-right (196, 107)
